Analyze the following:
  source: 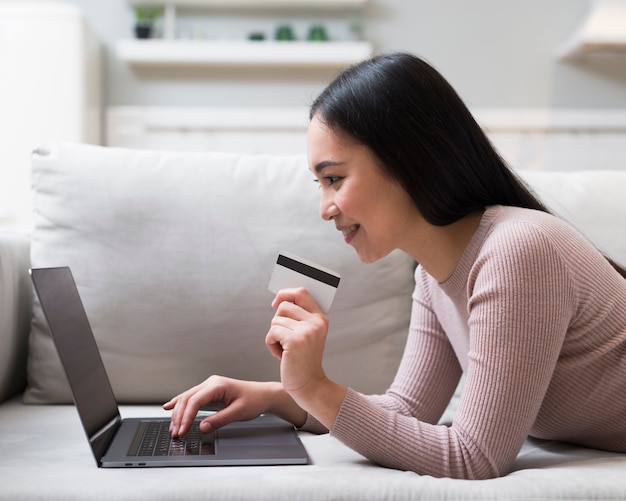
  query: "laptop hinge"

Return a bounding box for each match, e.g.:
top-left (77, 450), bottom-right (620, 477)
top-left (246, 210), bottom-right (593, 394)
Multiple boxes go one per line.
top-left (90, 415), bottom-right (122, 465)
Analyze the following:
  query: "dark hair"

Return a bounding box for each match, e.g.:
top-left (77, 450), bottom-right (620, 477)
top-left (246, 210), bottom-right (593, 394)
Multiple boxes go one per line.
top-left (310, 52), bottom-right (626, 278)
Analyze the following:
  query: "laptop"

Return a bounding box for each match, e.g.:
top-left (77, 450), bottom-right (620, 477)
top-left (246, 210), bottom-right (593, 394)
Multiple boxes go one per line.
top-left (30, 266), bottom-right (309, 468)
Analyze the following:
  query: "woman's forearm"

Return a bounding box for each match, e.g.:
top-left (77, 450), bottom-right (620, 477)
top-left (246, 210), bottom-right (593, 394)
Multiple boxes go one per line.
top-left (265, 381), bottom-right (308, 428)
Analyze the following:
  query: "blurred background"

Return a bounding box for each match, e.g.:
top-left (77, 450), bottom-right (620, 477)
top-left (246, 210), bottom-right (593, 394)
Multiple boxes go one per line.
top-left (1, 0), bottom-right (626, 232)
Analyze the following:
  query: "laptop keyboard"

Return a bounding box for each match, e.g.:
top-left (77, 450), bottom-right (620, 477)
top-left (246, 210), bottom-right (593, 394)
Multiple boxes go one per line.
top-left (128, 420), bottom-right (215, 456)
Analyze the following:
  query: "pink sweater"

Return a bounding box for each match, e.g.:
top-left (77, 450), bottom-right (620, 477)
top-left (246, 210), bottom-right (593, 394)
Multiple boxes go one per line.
top-left (303, 205), bottom-right (626, 479)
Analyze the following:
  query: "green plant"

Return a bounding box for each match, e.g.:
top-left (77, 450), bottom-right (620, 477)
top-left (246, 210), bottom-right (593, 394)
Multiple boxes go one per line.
top-left (134, 5), bottom-right (163, 26)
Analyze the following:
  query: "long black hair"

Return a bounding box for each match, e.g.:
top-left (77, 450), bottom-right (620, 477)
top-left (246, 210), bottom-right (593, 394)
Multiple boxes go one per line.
top-left (310, 52), bottom-right (548, 225)
top-left (310, 52), bottom-right (626, 278)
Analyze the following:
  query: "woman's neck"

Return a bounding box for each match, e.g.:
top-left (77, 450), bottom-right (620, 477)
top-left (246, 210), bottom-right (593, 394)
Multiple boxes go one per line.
top-left (406, 210), bottom-right (485, 283)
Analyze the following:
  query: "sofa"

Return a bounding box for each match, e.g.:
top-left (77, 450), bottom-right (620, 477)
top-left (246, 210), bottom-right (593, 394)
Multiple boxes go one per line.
top-left (1, 141), bottom-right (626, 500)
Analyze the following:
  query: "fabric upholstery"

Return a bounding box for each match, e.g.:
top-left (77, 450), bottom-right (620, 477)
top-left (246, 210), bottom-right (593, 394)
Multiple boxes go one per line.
top-left (0, 232), bottom-right (31, 402)
top-left (24, 142), bottom-right (416, 404)
top-left (2, 398), bottom-right (626, 500)
top-left (517, 169), bottom-right (626, 267)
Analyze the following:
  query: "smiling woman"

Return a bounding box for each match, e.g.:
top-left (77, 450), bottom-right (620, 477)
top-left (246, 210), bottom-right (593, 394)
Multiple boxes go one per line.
top-left (165, 51), bottom-right (626, 480)
top-left (307, 118), bottom-right (423, 265)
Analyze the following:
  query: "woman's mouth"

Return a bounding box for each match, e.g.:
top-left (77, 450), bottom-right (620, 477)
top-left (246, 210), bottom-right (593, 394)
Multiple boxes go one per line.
top-left (340, 224), bottom-right (360, 243)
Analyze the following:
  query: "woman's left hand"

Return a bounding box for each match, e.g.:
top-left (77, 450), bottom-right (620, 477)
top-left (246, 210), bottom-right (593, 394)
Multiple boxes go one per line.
top-left (266, 287), bottom-right (347, 428)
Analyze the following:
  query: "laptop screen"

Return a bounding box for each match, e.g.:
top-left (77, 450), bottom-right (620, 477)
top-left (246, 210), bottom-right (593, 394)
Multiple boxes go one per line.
top-left (31, 268), bottom-right (121, 454)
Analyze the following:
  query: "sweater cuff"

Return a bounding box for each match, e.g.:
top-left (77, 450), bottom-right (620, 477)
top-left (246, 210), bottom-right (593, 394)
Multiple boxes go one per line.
top-left (298, 413), bottom-right (330, 434)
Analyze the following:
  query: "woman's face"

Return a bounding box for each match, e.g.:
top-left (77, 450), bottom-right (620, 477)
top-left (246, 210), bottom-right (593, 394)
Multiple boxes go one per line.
top-left (307, 115), bottom-right (422, 264)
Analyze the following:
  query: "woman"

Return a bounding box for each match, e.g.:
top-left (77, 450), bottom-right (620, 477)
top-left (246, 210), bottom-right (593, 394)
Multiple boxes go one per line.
top-left (165, 52), bottom-right (626, 479)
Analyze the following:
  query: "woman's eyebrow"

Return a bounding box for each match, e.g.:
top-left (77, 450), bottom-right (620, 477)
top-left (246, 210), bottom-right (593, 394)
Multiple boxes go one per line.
top-left (312, 160), bottom-right (345, 174)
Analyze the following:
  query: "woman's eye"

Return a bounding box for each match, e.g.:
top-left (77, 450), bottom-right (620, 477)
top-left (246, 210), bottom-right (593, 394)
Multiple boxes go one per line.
top-left (312, 176), bottom-right (342, 188)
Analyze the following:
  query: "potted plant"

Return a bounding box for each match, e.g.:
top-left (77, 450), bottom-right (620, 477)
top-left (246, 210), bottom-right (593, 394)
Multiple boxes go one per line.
top-left (133, 5), bottom-right (163, 39)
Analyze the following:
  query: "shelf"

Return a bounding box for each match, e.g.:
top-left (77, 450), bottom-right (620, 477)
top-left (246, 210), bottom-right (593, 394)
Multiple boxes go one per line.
top-left (556, 0), bottom-right (626, 59)
top-left (121, 0), bottom-right (370, 68)
top-left (117, 39), bottom-right (372, 67)
top-left (125, 0), bottom-right (367, 9)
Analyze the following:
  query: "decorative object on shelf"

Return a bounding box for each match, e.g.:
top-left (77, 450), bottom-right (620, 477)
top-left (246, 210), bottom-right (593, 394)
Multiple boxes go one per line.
top-left (308, 24), bottom-right (329, 42)
top-left (248, 31), bottom-right (266, 41)
top-left (349, 17), bottom-right (365, 41)
top-left (275, 24), bottom-right (296, 41)
top-left (133, 5), bottom-right (163, 39)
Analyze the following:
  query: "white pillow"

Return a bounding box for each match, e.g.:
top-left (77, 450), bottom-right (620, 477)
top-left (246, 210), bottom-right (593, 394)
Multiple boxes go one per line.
top-left (24, 142), bottom-right (416, 404)
top-left (518, 169), bottom-right (626, 267)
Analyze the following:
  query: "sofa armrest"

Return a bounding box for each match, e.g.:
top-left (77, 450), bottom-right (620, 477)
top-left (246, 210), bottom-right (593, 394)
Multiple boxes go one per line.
top-left (0, 231), bottom-right (31, 403)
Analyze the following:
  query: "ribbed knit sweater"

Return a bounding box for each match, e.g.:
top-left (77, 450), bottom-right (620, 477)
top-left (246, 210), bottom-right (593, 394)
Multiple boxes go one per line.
top-left (302, 205), bottom-right (626, 479)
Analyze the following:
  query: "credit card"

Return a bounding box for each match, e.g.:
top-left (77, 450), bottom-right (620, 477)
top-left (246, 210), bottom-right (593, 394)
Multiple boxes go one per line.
top-left (268, 252), bottom-right (341, 313)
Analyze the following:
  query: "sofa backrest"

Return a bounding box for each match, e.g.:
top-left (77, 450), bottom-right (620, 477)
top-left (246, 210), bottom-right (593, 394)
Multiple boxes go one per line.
top-left (24, 142), bottom-right (416, 404)
top-left (17, 142), bottom-right (626, 405)
top-left (518, 170), bottom-right (626, 269)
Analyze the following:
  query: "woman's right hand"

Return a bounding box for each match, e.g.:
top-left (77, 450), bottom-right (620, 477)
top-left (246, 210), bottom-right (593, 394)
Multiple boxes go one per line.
top-left (164, 376), bottom-right (271, 437)
top-left (163, 376), bottom-right (306, 438)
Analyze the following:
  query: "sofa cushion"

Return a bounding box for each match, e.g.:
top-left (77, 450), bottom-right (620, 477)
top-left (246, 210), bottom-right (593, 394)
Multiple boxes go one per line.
top-left (3, 397), bottom-right (626, 500)
top-left (24, 142), bottom-right (416, 404)
top-left (517, 169), bottom-right (626, 268)
top-left (0, 231), bottom-right (31, 403)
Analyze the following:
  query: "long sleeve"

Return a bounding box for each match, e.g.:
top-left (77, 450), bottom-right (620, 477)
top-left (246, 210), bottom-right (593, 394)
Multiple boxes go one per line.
top-left (330, 216), bottom-right (576, 478)
top-left (305, 206), bottom-right (626, 479)
top-left (363, 269), bottom-right (462, 424)
top-left (300, 269), bottom-right (462, 435)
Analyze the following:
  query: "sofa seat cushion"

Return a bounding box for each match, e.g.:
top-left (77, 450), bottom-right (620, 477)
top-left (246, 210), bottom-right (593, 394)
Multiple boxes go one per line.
top-left (25, 142), bottom-right (416, 404)
top-left (2, 398), bottom-right (626, 500)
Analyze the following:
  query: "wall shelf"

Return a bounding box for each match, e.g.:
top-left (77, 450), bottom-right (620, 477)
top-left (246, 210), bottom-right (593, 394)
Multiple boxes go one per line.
top-left (556, 0), bottom-right (626, 60)
top-left (117, 39), bottom-right (372, 67)
top-left (125, 0), bottom-right (367, 9)
top-left (121, 0), bottom-right (370, 68)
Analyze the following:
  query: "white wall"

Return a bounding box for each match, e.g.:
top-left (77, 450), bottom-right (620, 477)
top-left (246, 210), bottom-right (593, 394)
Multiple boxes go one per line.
top-left (15, 0), bottom-right (626, 110)
top-left (2, 0), bottom-right (626, 233)
top-left (0, 2), bottom-right (101, 232)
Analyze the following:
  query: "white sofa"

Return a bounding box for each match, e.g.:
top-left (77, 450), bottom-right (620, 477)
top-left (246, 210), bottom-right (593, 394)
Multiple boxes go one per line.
top-left (1, 141), bottom-right (626, 500)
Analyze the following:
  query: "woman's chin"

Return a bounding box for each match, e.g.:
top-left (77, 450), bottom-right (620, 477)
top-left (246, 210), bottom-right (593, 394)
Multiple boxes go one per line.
top-left (354, 247), bottom-right (387, 265)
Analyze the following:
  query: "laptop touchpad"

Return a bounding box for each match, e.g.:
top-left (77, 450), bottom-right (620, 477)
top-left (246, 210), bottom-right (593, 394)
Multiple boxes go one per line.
top-left (218, 427), bottom-right (299, 447)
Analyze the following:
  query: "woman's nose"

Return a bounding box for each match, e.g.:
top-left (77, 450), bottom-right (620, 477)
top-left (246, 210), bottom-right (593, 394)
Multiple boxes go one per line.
top-left (320, 196), bottom-right (339, 221)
